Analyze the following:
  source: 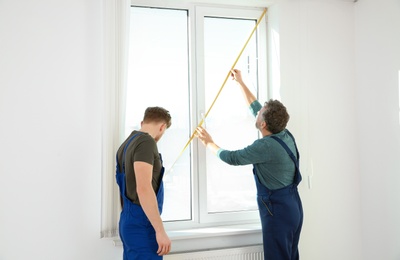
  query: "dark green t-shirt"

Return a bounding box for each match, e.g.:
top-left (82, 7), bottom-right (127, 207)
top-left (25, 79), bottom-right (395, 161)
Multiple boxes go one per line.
top-left (116, 130), bottom-right (162, 205)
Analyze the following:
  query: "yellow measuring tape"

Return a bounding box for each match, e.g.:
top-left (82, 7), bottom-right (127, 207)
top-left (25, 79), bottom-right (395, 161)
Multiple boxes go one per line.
top-left (168, 8), bottom-right (267, 173)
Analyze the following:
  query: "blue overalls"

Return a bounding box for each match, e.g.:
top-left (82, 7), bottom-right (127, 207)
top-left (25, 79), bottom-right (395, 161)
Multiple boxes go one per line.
top-left (116, 133), bottom-right (165, 260)
top-left (254, 131), bottom-right (303, 260)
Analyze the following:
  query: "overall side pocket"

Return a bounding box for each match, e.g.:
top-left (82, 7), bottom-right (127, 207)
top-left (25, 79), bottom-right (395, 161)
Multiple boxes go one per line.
top-left (257, 196), bottom-right (274, 217)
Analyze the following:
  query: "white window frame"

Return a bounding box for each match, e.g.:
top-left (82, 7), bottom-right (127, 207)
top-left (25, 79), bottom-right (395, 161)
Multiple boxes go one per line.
top-left (195, 6), bottom-right (268, 226)
top-left (104, 0), bottom-right (269, 252)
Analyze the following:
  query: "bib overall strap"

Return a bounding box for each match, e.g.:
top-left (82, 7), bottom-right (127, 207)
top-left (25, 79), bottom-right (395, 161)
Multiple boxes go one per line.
top-left (270, 131), bottom-right (299, 168)
top-left (285, 130), bottom-right (300, 161)
top-left (116, 133), bottom-right (142, 173)
top-left (270, 131), bottom-right (302, 185)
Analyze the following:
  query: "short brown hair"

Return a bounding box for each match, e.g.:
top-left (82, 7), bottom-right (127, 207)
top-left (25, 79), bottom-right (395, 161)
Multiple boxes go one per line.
top-left (143, 107), bottom-right (172, 128)
top-left (262, 99), bottom-right (289, 134)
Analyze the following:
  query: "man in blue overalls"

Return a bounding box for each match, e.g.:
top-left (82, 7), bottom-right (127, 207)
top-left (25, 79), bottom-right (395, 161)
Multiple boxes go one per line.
top-left (195, 69), bottom-right (303, 260)
top-left (116, 107), bottom-right (172, 259)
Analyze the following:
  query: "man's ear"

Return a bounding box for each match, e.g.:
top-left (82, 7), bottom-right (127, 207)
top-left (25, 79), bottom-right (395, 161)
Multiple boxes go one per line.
top-left (160, 123), bottom-right (167, 132)
top-left (261, 121), bottom-right (267, 130)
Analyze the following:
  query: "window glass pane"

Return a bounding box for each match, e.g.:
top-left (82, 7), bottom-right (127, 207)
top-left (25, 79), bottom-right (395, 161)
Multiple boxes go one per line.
top-left (126, 7), bottom-right (191, 221)
top-left (204, 17), bottom-right (259, 213)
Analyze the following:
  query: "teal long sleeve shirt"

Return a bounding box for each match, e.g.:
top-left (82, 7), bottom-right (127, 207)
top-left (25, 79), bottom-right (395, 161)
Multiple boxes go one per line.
top-left (217, 100), bottom-right (298, 190)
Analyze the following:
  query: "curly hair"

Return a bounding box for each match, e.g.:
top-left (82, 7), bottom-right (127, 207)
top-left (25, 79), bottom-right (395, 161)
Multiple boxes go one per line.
top-left (143, 106), bottom-right (172, 128)
top-left (262, 99), bottom-right (290, 134)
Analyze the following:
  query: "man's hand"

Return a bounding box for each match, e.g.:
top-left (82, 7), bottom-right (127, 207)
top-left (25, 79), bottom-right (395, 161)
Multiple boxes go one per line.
top-left (195, 126), bottom-right (214, 146)
top-left (195, 126), bottom-right (221, 155)
top-left (230, 68), bottom-right (257, 106)
top-left (231, 69), bottom-right (244, 83)
top-left (156, 230), bottom-right (171, 256)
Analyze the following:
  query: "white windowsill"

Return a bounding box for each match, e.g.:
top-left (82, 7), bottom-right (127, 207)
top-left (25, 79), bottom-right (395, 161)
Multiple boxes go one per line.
top-left (112, 223), bottom-right (263, 253)
top-left (167, 223), bottom-right (262, 240)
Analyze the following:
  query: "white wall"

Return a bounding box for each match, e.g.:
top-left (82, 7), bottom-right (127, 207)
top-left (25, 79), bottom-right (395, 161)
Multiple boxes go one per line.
top-left (270, 1), bottom-right (362, 259)
top-left (355, 0), bottom-right (400, 259)
top-left (0, 0), bottom-right (121, 259)
top-left (1, 0), bottom-right (399, 259)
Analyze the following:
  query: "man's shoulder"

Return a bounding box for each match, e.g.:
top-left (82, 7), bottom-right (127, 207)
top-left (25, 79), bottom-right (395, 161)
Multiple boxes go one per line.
top-left (125, 131), bottom-right (152, 143)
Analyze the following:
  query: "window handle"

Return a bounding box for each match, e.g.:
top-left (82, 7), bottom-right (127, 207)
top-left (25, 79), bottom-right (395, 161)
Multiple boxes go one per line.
top-left (200, 112), bottom-right (206, 128)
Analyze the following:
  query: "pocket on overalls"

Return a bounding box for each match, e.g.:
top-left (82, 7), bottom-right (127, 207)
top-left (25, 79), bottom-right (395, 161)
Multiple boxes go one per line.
top-left (257, 196), bottom-right (274, 217)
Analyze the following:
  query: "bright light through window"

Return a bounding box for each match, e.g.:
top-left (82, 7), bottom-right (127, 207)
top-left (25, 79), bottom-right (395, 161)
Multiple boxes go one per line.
top-left (204, 17), bottom-right (258, 213)
top-left (125, 5), bottom-right (267, 225)
top-left (126, 7), bottom-right (191, 222)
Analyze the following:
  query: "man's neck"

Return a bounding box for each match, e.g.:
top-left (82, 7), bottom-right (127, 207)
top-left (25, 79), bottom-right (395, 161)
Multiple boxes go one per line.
top-left (261, 129), bottom-right (272, 137)
top-left (139, 125), bottom-right (155, 140)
